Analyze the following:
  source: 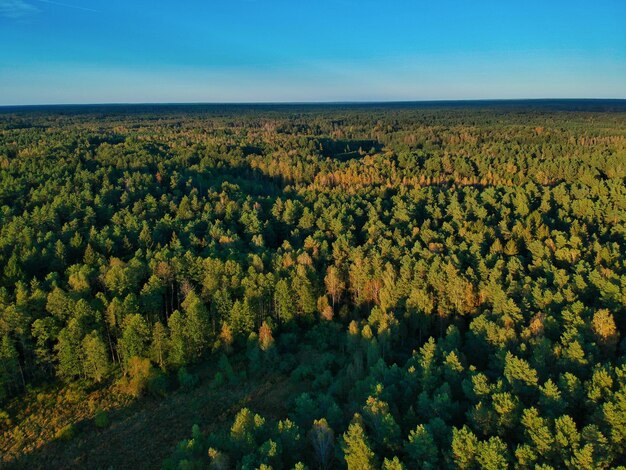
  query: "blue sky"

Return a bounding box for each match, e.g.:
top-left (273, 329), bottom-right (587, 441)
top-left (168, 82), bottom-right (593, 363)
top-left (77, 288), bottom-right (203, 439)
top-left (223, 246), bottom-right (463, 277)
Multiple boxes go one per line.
top-left (0, 0), bottom-right (625, 104)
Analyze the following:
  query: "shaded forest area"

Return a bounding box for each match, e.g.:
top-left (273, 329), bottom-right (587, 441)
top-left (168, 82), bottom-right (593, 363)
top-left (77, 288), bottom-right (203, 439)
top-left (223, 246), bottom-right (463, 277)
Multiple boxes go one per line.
top-left (1, 101), bottom-right (626, 469)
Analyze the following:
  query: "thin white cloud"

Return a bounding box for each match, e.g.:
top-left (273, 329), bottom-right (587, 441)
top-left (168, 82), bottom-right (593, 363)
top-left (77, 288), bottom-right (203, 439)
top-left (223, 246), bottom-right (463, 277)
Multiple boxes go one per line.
top-left (0, 0), bottom-right (39, 18)
top-left (34, 0), bottom-right (98, 13)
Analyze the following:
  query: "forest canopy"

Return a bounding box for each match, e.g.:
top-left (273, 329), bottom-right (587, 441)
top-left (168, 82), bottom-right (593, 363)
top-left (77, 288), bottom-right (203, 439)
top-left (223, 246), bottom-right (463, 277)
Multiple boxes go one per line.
top-left (0, 100), bottom-right (625, 469)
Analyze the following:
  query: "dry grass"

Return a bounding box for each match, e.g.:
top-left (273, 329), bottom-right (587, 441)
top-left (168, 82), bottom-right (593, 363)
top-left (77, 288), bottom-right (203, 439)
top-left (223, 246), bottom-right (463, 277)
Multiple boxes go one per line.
top-left (1, 363), bottom-right (294, 470)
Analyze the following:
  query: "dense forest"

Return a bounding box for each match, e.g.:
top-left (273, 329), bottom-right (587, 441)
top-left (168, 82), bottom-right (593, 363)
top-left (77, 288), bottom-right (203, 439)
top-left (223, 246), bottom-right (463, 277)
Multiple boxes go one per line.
top-left (1, 101), bottom-right (625, 469)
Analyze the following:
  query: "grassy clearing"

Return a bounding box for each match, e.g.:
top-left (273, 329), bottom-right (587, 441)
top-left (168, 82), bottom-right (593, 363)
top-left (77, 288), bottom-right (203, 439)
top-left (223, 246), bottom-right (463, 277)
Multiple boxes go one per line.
top-left (1, 360), bottom-right (294, 470)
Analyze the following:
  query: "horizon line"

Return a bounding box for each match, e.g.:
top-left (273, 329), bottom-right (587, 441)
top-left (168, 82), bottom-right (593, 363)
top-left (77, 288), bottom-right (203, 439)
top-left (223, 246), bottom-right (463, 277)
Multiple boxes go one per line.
top-left (2, 97), bottom-right (626, 109)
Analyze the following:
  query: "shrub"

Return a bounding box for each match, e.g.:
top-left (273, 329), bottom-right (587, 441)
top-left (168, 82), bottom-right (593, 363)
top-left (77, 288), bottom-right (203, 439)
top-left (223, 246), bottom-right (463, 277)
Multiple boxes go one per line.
top-left (211, 371), bottom-right (225, 389)
top-left (118, 356), bottom-right (152, 397)
top-left (0, 409), bottom-right (11, 427)
top-left (177, 367), bottom-right (199, 391)
top-left (147, 369), bottom-right (170, 397)
top-left (55, 423), bottom-right (76, 441)
top-left (94, 409), bottom-right (110, 429)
